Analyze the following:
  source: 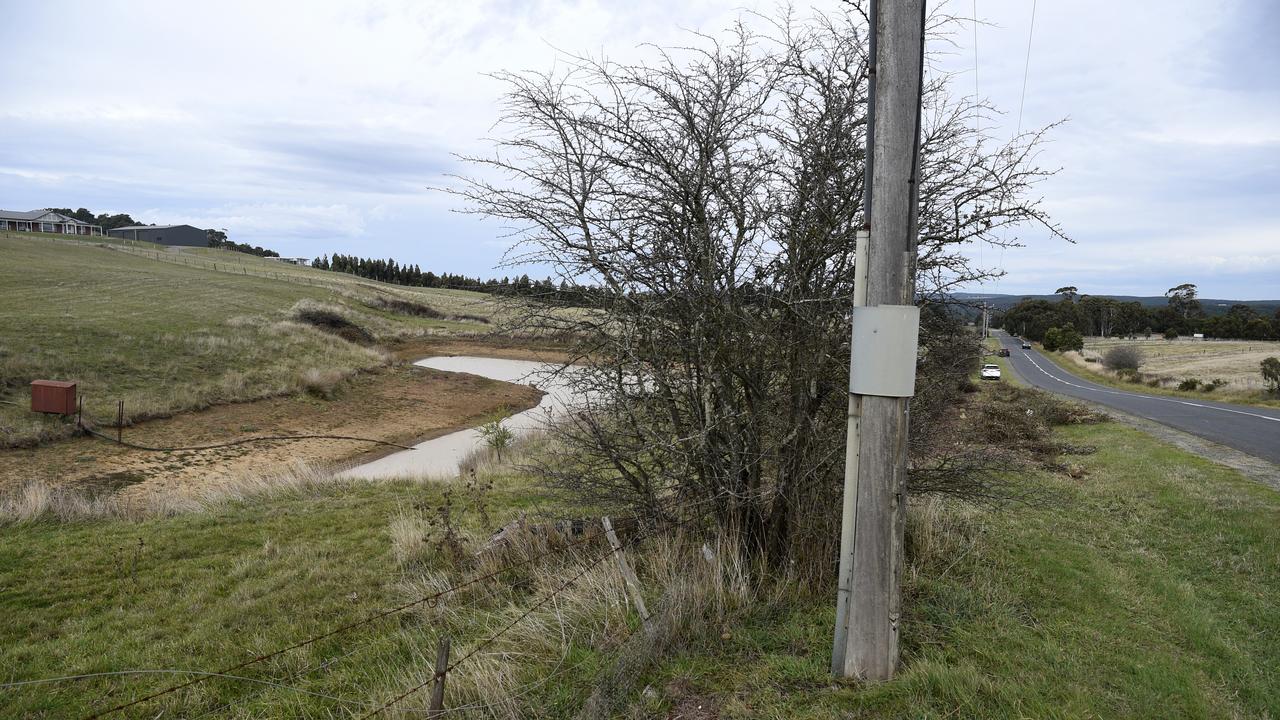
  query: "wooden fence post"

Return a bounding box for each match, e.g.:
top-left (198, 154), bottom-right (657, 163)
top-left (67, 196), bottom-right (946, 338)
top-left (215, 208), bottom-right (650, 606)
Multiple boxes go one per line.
top-left (601, 516), bottom-right (649, 621)
top-left (116, 400), bottom-right (124, 444)
top-left (428, 635), bottom-right (451, 718)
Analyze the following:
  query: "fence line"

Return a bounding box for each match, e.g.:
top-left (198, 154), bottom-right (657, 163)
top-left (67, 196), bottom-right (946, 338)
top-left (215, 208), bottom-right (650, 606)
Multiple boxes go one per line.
top-left (354, 503), bottom-right (721, 719)
top-left (78, 494), bottom-right (727, 719)
top-left (79, 530), bottom-right (608, 719)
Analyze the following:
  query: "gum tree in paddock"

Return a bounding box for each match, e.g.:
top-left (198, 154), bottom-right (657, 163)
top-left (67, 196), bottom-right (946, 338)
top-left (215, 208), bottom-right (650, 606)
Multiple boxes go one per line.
top-left (455, 6), bottom-right (1065, 574)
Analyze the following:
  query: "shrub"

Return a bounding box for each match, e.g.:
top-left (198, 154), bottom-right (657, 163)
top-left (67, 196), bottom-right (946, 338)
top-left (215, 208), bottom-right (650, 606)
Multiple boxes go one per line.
top-left (1178, 378), bottom-right (1200, 391)
top-left (1164, 328), bottom-right (1179, 340)
top-left (292, 301), bottom-right (375, 345)
top-left (1201, 378), bottom-right (1227, 393)
top-left (477, 417), bottom-right (514, 461)
top-left (366, 296), bottom-right (445, 319)
top-left (298, 368), bottom-right (344, 398)
top-left (1102, 346), bottom-right (1144, 371)
top-left (1262, 357), bottom-right (1280, 395)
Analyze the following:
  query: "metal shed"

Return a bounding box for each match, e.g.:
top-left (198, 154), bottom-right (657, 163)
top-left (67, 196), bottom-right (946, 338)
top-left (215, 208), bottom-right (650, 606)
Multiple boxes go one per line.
top-left (106, 224), bottom-right (207, 247)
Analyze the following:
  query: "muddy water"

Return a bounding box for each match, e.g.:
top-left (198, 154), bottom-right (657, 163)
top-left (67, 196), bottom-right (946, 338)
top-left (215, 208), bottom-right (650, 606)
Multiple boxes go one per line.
top-left (338, 356), bottom-right (578, 480)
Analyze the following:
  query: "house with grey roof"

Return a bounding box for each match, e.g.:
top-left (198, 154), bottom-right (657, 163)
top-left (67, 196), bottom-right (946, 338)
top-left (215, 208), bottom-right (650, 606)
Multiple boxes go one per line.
top-left (0, 209), bottom-right (104, 236)
top-left (105, 224), bottom-right (207, 247)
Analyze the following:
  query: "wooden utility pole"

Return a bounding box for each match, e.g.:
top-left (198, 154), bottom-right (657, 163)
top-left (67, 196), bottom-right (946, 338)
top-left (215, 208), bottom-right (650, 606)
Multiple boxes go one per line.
top-left (833, 0), bottom-right (927, 682)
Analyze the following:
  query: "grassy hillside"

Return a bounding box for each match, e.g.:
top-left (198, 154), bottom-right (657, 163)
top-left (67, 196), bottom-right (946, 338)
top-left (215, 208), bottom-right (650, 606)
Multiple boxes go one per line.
top-left (1, 391), bottom-right (1277, 718)
top-left (0, 231), bottom-right (504, 446)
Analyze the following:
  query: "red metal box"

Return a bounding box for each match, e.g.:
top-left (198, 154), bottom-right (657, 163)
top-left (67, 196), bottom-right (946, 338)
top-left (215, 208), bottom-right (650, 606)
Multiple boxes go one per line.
top-left (31, 380), bottom-right (77, 415)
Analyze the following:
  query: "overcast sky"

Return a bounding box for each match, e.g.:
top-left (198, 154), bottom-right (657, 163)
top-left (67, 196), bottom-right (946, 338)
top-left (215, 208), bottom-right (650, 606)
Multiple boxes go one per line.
top-left (2, 0), bottom-right (1277, 299)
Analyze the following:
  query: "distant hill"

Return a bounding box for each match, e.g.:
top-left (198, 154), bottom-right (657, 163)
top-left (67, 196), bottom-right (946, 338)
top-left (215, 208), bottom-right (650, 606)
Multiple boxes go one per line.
top-left (952, 292), bottom-right (1280, 317)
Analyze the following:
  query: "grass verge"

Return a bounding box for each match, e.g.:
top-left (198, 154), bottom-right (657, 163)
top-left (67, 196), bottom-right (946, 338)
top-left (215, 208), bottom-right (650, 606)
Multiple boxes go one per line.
top-left (2, 388), bottom-right (1276, 718)
top-left (630, 419), bottom-right (1280, 718)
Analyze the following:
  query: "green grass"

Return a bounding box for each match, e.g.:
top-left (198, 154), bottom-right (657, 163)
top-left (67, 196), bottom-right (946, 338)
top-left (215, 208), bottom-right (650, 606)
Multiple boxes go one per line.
top-left (0, 468), bottom-right (609, 719)
top-left (3, 410), bottom-right (1277, 717)
top-left (0, 232), bottom-right (502, 445)
top-left (634, 421), bottom-right (1280, 718)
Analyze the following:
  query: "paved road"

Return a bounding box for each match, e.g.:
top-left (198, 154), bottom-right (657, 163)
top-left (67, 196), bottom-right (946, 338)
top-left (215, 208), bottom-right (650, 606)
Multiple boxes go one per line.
top-left (991, 330), bottom-right (1280, 465)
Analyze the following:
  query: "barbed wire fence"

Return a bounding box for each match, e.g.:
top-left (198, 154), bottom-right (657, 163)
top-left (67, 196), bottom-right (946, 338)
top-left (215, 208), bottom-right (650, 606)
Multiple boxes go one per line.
top-left (0, 491), bottom-right (736, 719)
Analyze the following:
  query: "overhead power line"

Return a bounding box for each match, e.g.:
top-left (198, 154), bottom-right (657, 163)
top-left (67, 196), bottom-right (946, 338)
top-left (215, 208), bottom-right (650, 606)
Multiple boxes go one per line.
top-left (1016, 0), bottom-right (1039, 135)
top-left (972, 0), bottom-right (981, 144)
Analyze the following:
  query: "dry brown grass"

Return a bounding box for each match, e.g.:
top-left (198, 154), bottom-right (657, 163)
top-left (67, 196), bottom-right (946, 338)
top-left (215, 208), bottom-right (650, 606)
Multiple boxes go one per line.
top-left (1069, 337), bottom-right (1280, 392)
top-left (0, 461), bottom-right (379, 525)
top-left (359, 427), bottom-right (781, 718)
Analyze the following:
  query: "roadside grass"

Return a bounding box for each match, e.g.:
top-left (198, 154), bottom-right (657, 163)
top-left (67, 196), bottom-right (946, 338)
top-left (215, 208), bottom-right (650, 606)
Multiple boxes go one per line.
top-left (630, 419), bottom-right (1280, 718)
top-left (0, 232), bottom-right (501, 447)
top-left (3, 381), bottom-right (1277, 717)
top-left (1035, 337), bottom-right (1280, 408)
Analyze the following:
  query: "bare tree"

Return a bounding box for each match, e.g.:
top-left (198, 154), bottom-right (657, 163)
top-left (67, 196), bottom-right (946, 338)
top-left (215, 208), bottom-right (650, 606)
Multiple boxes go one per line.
top-left (453, 7), bottom-right (1065, 574)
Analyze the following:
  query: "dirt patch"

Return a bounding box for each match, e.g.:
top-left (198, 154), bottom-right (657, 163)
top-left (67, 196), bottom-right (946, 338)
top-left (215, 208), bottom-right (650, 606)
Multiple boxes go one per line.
top-left (0, 364), bottom-right (542, 499)
top-left (664, 679), bottom-right (719, 720)
top-left (79, 470), bottom-right (148, 496)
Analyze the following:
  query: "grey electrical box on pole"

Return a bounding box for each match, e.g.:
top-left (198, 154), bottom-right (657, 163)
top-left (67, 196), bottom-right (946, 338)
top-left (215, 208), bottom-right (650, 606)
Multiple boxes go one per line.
top-left (833, 0), bottom-right (926, 682)
top-left (848, 306), bottom-right (921, 397)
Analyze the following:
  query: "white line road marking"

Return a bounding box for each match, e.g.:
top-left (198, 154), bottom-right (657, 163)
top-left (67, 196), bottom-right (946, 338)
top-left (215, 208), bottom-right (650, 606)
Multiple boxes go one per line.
top-left (1015, 350), bottom-right (1280, 424)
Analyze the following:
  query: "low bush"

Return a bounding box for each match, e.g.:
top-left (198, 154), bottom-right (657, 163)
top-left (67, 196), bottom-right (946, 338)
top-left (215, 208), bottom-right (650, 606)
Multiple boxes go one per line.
top-left (1201, 378), bottom-right (1227, 393)
top-left (366, 296), bottom-right (445, 319)
top-left (292, 301), bottom-right (375, 345)
top-left (298, 368), bottom-right (345, 398)
top-left (1102, 346), bottom-right (1144, 372)
top-left (908, 383), bottom-right (1106, 501)
top-left (1178, 378), bottom-right (1200, 391)
top-left (1115, 368), bottom-right (1145, 384)
top-left (364, 295), bottom-right (491, 324)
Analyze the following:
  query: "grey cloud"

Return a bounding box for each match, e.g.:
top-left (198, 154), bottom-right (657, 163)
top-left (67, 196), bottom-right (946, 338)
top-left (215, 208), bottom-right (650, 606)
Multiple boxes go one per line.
top-left (239, 122), bottom-right (453, 194)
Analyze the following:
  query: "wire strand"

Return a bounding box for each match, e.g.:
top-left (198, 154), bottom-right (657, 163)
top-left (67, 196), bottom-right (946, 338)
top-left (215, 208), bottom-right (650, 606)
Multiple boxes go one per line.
top-left (1016, 0), bottom-right (1038, 136)
top-left (79, 496), bottom-right (721, 719)
top-left (356, 506), bottom-right (717, 718)
top-left (971, 0), bottom-right (981, 147)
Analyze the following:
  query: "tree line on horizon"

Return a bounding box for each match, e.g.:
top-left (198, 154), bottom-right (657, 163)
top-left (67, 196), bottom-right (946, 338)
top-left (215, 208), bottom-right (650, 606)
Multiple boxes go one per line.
top-left (998, 284), bottom-right (1280, 341)
top-left (311, 252), bottom-right (598, 300)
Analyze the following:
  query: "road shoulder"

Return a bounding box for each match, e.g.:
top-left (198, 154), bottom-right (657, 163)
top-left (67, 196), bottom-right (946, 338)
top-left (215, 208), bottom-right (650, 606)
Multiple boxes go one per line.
top-left (995, 334), bottom-right (1280, 492)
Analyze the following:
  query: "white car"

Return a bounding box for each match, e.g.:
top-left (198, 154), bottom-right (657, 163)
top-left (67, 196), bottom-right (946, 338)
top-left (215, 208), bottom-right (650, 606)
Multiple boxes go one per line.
top-left (980, 364), bottom-right (1002, 381)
